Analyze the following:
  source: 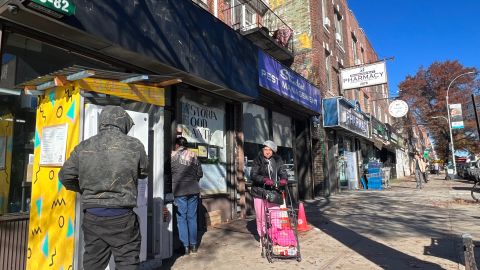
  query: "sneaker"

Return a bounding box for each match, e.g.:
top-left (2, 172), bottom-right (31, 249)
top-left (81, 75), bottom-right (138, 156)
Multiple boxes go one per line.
top-left (184, 246), bottom-right (190, 255)
top-left (190, 245), bottom-right (198, 254)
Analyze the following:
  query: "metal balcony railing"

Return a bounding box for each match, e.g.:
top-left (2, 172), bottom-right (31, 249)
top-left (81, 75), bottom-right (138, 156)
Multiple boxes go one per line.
top-left (221, 0), bottom-right (294, 57)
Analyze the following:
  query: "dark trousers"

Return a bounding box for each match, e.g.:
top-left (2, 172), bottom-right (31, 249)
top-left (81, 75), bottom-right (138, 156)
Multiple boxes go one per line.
top-left (82, 211), bottom-right (141, 270)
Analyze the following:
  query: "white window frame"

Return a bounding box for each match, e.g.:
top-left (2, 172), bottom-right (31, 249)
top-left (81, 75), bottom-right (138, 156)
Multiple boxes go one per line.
top-left (326, 52), bottom-right (333, 94)
top-left (334, 10), bottom-right (344, 47)
top-left (352, 34), bottom-right (358, 64)
top-left (231, 0), bottom-right (257, 31)
top-left (321, 0), bottom-right (330, 31)
top-left (364, 94), bottom-right (369, 113)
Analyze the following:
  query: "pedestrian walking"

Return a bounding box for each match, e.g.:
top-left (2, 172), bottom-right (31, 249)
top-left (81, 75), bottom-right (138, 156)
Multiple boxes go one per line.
top-left (414, 152), bottom-right (426, 189)
top-left (59, 106), bottom-right (148, 270)
top-left (171, 137), bottom-right (203, 255)
top-left (250, 140), bottom-right (288, 241)
top-left (423, 158), bottom-right (429, 183)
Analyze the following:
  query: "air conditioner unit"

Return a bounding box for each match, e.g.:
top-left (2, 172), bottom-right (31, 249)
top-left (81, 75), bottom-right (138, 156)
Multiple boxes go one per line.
top-left (324, 17), bottom-right (331, 28)
top-left (335, 32), bottom-right (342, 42)
top-left (355, 59), bottom-right (362, 65)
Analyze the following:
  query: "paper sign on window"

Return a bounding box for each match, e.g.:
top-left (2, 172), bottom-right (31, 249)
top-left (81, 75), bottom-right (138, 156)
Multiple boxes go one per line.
top-left (40, 123), bottom-right (68, 166)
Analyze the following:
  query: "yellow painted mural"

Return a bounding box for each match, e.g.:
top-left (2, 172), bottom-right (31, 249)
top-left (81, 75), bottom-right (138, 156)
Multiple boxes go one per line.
top-left (269, 0), bottom-right (286, 10)
top-left (298, 32), bottom-right (312, 50)
top-left (0, 113), bottom-right (13, 214)
top-left (27, 84), bottom-right (80, 270)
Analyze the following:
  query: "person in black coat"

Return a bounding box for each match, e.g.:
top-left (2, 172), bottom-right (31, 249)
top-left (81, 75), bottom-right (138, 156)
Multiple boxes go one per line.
top-left (60, 106), bottom-right (148, 270)
top-left (250, 140), bottom-right (288, 240)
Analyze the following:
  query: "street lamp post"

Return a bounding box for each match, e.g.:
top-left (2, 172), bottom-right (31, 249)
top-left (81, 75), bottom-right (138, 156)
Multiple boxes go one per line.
top-left (445, 71), bottom-right (477, 175)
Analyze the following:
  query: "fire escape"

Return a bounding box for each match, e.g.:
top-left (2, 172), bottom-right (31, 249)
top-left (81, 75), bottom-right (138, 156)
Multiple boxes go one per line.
top-left (222, 0), bottom-right (294, 66)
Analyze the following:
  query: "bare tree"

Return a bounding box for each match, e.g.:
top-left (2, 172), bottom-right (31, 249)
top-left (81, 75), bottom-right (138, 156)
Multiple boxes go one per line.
top-left (398, 60), bottom-right (479, 161)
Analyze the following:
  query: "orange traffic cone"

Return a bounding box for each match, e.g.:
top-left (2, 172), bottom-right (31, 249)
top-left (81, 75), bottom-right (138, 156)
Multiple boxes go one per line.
top-left (297, 202), bottom-right (311, 231)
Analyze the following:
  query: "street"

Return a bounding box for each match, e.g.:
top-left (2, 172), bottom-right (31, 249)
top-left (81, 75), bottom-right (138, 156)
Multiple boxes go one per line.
top-left (151, 174), bottom-right (480, 270)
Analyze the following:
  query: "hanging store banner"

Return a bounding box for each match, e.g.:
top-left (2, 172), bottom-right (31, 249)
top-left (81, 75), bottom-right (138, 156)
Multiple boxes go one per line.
top-left (323, 97), bottom-right (370, 139)
top-left (449, 103), bottom-right (464, 129)
top-left (258, 50), bottom-right (321, 113)
top-left (340, 61), bottom-right (387, 90)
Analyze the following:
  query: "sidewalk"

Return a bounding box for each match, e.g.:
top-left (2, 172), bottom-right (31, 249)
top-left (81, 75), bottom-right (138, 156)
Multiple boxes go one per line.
top-left (150, 174), bottom-right (479, 269)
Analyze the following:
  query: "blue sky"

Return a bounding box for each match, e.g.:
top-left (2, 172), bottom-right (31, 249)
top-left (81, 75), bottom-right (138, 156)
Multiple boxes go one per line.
top-left (347, 0), bottom-right (480, 97)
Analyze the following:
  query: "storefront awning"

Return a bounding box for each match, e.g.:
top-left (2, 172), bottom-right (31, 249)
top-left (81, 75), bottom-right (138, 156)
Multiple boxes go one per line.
top-left (18, 66), bottom-right (173, 106)
top-left (18, 65), bottom-right (180, 90)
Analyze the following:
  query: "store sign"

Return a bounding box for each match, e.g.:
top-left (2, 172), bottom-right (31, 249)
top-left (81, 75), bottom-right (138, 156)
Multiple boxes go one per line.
top-left (449, 103), bottom-right (464, 129)
top-left (27, 0), bottom-right (76, 17)
top-left (388, 99), bottom-right (409, 118)
top-left (258, 50), bottom-right (321, 113)
top-left (340, 61), bottom-right (387, 90)
top-left (323, 97), bottom-right (370, 139)
top-left (339, 106), bottom-right (369, 138)
top-left (78, 78), bottom-right (165, 106)
top-left (179, 97), bottom-right (224, 147)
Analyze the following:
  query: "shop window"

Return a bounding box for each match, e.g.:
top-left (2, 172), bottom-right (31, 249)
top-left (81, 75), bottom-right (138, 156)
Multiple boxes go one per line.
top-left (0, 32), bottom-right (124, 214)
top-left (243, 104), bottom-right (295, 182)
top-left (272, 111), bottom-right (294, 181)
top-left (177, 90), bottom-right (228, 195)
top-left (243, 103), bottom-right (269, 144)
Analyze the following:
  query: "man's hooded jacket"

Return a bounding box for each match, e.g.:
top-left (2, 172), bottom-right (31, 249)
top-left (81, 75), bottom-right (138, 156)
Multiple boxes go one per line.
top-left (59, 106), bottom-right (148, 209)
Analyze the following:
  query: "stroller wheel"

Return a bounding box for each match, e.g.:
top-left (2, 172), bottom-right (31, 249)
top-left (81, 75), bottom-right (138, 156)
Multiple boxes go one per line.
top-left (296, 255), bottom-right (302, 262)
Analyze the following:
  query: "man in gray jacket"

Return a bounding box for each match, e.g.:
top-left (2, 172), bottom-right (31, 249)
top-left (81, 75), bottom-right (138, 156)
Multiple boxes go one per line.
top-left (171, 136), bottom-right (203, 255)
top-left (59, 106), bottom-right (148, 270)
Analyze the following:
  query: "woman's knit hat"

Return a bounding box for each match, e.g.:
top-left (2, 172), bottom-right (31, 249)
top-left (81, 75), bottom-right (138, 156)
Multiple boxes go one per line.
top-left (263, 140), bottom-right (277, 153)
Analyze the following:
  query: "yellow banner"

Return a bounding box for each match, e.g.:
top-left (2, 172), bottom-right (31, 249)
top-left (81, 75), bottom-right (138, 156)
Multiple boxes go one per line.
top-left (0, 113), bottom-right (13, 214)
top-left (27, 84), bottom-right (80, 270)
top-left (77, 78), bottom-right (165, 106)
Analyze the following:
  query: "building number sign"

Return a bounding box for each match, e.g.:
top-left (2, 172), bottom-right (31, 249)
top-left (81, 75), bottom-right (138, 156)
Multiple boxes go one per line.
top-left (32, 0), bottom-right (76, 16)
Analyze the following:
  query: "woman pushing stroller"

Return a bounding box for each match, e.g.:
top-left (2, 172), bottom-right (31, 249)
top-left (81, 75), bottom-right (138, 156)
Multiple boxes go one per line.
top-left (250, 140), bottom-right (288, 241)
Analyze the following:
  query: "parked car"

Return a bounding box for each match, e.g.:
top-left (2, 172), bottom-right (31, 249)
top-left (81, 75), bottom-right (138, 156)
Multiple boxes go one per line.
top-left (467, 161), bottom-right (480, 182)
top-left (457, 163), bottom-right (470, 179)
